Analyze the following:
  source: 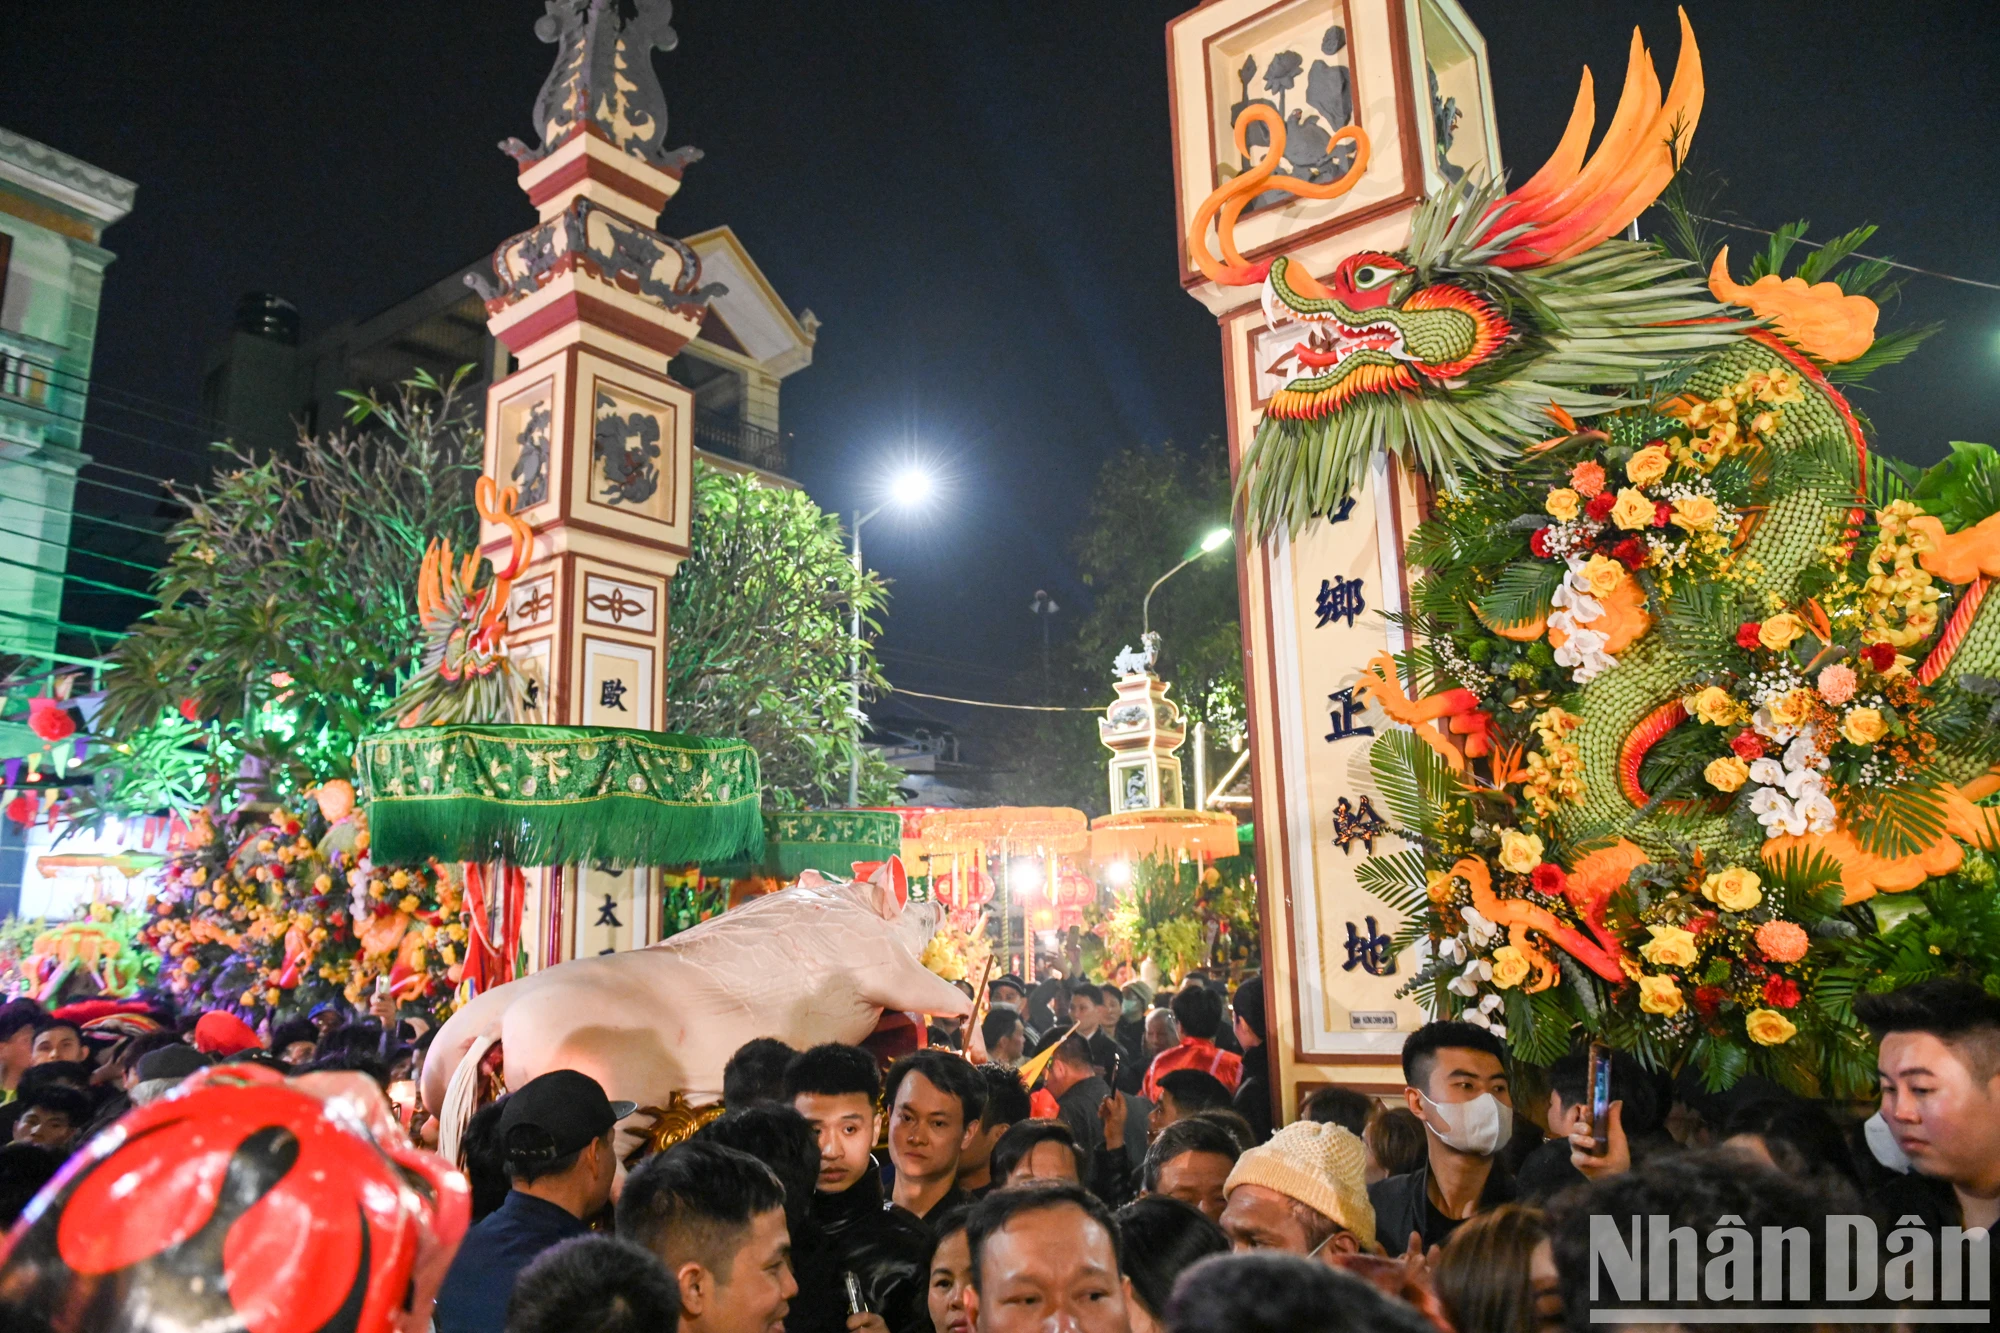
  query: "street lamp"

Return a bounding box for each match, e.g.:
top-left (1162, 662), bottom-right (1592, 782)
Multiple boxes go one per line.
top-left (1141, 526), bottom-right (1234, 638)
top-left (849, 466), bottom-right (936, 805)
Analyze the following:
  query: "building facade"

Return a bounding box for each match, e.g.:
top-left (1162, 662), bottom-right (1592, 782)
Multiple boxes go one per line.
top-left (0, 127), bottom-right (134, 663)
top-left (200, 227), bottom-right (815, 483)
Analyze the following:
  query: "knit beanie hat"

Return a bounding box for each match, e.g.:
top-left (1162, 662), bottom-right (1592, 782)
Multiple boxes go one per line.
top-left (1223, 1119), bottom-right (1375, 1249)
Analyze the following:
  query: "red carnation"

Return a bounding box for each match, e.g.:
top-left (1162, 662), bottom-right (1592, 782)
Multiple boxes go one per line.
top-left (27, 697), bottom-right (75, 744)
top-left (178, 696), bottom-right (202, 724)
top-left (1762, 976), bottom-right (1801, 1009)
top-left (1689, 911), bottom-right (1720, 936)
top-left (1729, 730), bottom-right (1766, 761)
top-left (1529, 526), bottom-right (1554, 559)
top-left (1694, 985), bottom-right (1726, 1017)
top-left (1863, 641), bottom-right (1897, 672)
top-left (1531, 863), bottom-right (1567, 895)
top-left (1736, 623), bottom-right (1763, 650)
top-left (1653, 501), bottom-right (1673, 528)
top-left (1611, 537), bottom-right (1647, 570)
top-left (1586, 491), bottom-right (1618, 522)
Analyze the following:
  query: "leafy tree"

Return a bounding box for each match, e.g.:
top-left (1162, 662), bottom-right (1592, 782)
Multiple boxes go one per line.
top-left (665, 462), bottom-right (903, 808)
top-left (93, 370), bottom-right (896, 817)
top-left (92, 371), bottom-right (480, 803)
top-left (986, 436), bottom-right (1244, 813)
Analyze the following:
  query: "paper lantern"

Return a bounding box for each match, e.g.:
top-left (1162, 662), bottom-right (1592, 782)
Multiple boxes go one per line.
top-left (1051, 865), bottom-right (1099, 909)
top-left (931, 867), bottom-right (991, 910)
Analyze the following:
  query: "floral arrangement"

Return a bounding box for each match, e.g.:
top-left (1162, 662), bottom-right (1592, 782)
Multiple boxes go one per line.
top-left (145, 802), bottom-right (468, 1025)
top-left (1101, 856), bottom-right (1258, 981)
top-left (1353, 234), bottom-right (2000, 1091)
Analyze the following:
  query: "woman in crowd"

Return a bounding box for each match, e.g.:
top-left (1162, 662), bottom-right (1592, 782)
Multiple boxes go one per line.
top-left (926, 1204), bottom-right (973, 1333)
top-left (1114, 1196), bottom-right (1229, 1333)
top-left (1432, 1204), bottom-right (1562, 1333)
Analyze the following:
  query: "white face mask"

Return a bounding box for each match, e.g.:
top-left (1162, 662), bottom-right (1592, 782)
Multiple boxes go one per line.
top-left (1863, 1110), bottom-right (1913, 1174)
top-left (1420, 1091), bottom-right (1513, 1156)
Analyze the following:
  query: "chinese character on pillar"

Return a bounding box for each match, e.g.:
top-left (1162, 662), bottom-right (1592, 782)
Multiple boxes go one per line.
top-left (470, 0), bottom-right (724, 970)
top-left (1166, 0), bottom-right (1500, 1108)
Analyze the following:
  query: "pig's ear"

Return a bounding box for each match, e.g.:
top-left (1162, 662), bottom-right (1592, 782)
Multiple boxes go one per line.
top-left (851, 856), bottom-right (907, 919)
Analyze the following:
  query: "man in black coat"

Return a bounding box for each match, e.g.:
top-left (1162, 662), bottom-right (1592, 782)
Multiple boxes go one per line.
top-left (786, 1043), bottom-right (932, 1333)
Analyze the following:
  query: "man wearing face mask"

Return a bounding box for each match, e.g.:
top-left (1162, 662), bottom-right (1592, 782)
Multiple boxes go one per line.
top-left (1369, 1021), bottom-right (1515, 1254)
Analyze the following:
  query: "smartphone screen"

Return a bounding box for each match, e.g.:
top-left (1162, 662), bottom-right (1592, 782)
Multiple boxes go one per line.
top-left (1585, 1042), bottom-right (1612, 1156)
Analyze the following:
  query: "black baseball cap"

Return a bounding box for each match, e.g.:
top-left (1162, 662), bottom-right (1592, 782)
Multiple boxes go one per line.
top-left (498, 1069), bottom-right (636, 1164)
top-left (990, 974), bottom-right (1027, 996)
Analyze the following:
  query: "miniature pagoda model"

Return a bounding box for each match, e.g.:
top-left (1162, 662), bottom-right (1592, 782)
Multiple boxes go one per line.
top-left (1099, 636), bottom-right (1189, 812)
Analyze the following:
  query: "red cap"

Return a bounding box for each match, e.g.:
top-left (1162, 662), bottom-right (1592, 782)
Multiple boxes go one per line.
top-left (192, 1011), bottom-right (264, 1057)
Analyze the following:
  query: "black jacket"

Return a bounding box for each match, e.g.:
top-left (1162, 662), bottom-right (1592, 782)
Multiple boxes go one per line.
top-left (1055, 1074), bottom-right (1139, 1206)
top-left (1368, 1158), bottom-right (1515, 1254)
top-left (1232, 1044), bottom-right (1273, 1144)
top-left (809, 1166), bottom-right (933, 1333)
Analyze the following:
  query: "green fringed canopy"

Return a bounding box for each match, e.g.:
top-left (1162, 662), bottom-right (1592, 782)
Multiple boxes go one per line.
top-left (704, 809), bottom-right (902, 880)
top-left (359, 724), bottom-right (763, 868)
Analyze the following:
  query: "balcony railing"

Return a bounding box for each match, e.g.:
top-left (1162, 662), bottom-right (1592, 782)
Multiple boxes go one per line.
top-left (693, 409), bottom-right (788, 476)
top-left (0, 344), bottom-right (55, 413)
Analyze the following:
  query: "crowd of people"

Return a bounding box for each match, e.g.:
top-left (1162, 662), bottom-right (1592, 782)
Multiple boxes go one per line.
top-left (0, 966), bottom-right (1995, 1332)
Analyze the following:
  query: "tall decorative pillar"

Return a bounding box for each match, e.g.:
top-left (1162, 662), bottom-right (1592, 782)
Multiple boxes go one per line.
top-left (468, 0), bottom-right (724, 968)
top-left (1165, 0), bottom-right (1499, 1114)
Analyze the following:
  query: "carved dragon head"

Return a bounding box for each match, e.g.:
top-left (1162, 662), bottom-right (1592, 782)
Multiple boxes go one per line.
top-left (1191, 10), bottom-right (1740, 535)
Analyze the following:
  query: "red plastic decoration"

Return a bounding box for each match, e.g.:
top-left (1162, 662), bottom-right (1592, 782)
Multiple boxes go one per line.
top-left (27, 697), bottom-right (75, 743)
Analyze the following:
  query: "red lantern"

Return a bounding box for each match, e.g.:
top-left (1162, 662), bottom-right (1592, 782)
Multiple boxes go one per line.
top-left (27, 697), bottom-right (75, 744)
top-left (931, 867), bottom-right (991, 910)
top-left (1051, 866), bottom-right (1098, 909)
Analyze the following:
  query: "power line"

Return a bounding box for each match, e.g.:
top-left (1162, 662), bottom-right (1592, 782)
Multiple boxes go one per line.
top-left (0, 606), bottom-right (126, 640)
top-left (0, 492), bottom-right (174, 540)
top-left (2, 525), bottom-right (161, 576)
top-left (0, 551), bottom-right (153, 600)
top-left (1689, 214), bottom-right (2000, 294)
top-left (886, 686), bottom-right (1099, 713)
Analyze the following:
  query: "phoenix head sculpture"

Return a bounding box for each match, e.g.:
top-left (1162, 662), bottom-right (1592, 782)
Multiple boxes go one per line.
top-left (1191, 10), bottom-right (1740, 536)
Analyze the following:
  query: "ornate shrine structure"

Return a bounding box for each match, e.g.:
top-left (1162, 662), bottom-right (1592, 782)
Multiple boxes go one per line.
top-left (469, 0), bottom-right (724, 966)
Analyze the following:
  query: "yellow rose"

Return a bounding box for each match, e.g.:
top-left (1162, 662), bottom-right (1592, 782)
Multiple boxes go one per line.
top-left (1626, 445), bottom-right (1671, 486)
top-left (1758, 613), bottom-right (1805, 651)
top-left (1490, 946), bottom-right (1532, 990)
top-left (1701, 866), bottom-right (1764, 913)
top-left (1670, 494), bottom-right (1719, 532)
top-left (1639, 924), bottom-right (1700, 969)
top-left (1704, 756), bottom-right (1750, 792)
top-left (1842, 707), bottom-right (1888, 746)
top-left (1688, 686), bottom-right (1739, 727)
top-left (1769, 689), bottom-right (1818, 728)
top-left (1545, 487), bottom-right (1581, 522)
top-left (1745, 1008), bottom-right (1799, 1046)
top-left (1610, 487), bottom-right (1658, 532)
top-left (1497, 830), bottom-right (1545, 875)
top-left (1639, 975), bottom-right (1685, 1016)
top-left (1580, 555), bottom-right (1626, 597)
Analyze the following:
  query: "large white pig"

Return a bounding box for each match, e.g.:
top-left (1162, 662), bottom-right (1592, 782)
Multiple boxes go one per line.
top-left (422, 861), bottom-right (972, 1159)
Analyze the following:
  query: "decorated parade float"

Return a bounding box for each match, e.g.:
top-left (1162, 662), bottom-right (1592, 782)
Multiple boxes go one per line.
top-left (1171, 0), bottom-right (1999, 1106)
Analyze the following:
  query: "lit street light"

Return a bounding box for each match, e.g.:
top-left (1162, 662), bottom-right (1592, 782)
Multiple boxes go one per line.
top-left (1141, 526), bottom-right (1234, 638)
top-left (849, 466), bottom-right (936, 806)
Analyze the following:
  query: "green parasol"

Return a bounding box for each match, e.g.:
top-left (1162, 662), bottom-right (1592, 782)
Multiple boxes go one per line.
top-left (704, 809), bottom-right (902, 880)
top-left (359, 724), bottom-right (763, 868)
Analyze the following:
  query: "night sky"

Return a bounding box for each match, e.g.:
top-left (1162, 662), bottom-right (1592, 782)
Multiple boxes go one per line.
top-left (8, 2), bottom-right (1998, 723)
